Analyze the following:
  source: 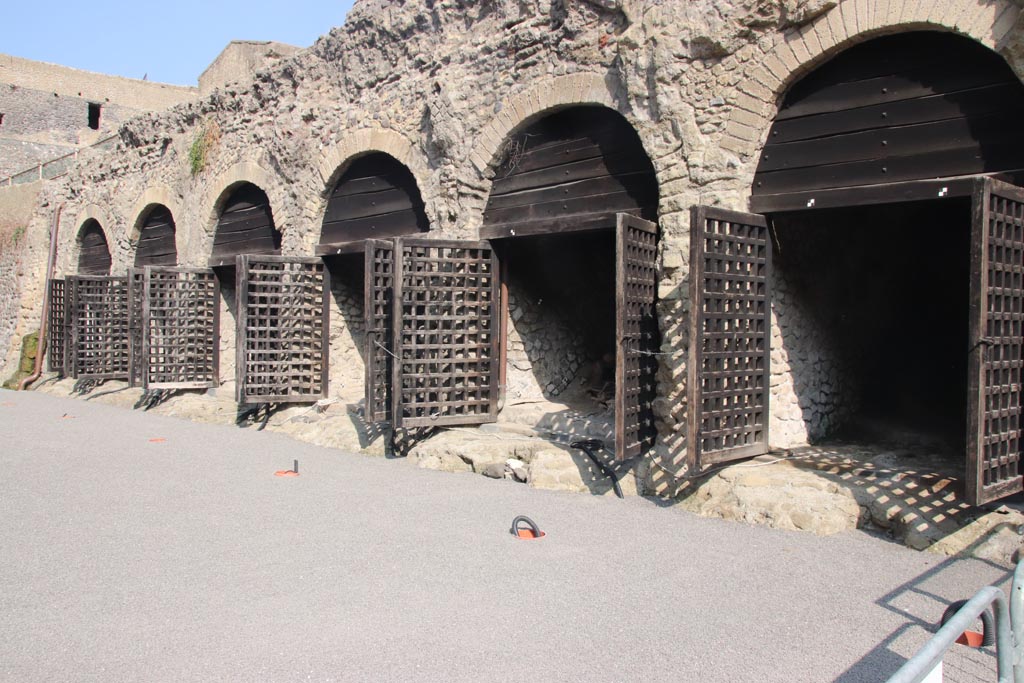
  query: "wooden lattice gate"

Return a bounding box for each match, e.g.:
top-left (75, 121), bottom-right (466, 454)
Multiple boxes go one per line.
top-left (364, 240), bottom-right (395, 423)
top-left (128, 268), bottom-right (145, 387)
top-left (615, 214), bottom-right (660, 461)
top-left (967, 178), bottom-right (1024, 506)
top-left (688, 206), bottom-right (772, 472)
top-left (47, 279), bottom-right (67, 374)
top-left (143, 267), bottom-right (220, 390)
top-left (390, 239), bottom-right (500, 428)
top-left (236, 255), bottom-right (330, 404)
top-left (70, 275), bottom-right (130, 380)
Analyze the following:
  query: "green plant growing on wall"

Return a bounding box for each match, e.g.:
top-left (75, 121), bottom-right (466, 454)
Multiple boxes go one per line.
top-left (188, 119), bottom-right (222, 176)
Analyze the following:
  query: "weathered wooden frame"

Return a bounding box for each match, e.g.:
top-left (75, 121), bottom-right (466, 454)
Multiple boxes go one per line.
top-left (235, 255), bottom-right (330, 404)
top-left (142, 266), bottom-right (220, 391)
top-left (390, 238), bottom-right (500, 429)
top-left (966, 177), bottom-right (1024, 506)
top-left (614, 213), bottom-right (660, 461)
top-left (688, 206), bottom-right (772, 472)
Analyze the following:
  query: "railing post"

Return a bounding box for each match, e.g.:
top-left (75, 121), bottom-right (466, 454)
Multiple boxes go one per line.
top-left (1011, 560), bottom-right (1024, 682)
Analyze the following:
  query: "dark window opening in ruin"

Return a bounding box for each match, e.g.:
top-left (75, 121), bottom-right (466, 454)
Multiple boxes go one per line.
top-left (134, 205), bottom-right (177, 267)
top-left (318, 154), bottom-right (429, 252)
top-left (769, 199), bottom-right (972, 469)
top-left (0, 113), bottom-right (4, 127)
top-left (87, 102), bottom-right (101, 130)
top-left (495, 231), bottom-right (617, 438)
top-left (210, 183), bottom-right (280, 267)
top-left (77, 218), bottom-right (112, 275)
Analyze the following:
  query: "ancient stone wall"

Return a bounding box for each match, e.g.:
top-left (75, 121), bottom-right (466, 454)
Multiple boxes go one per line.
top-left (0, 53), bottom-right (198, 178)
top-left (4, 0), bottom-right (1023, 490)
top-left (0, 241), bottom-right (25, 368)
top-left (199, 42), bottom-right (303, 96)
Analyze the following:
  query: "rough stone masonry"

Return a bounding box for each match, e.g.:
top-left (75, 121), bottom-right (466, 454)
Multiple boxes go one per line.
top-left (3, 0), bottom-right (1024, 501)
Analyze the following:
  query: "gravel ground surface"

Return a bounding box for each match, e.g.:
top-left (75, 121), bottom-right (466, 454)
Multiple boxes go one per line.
top-left (0, 388), bottom-right (1012, 682)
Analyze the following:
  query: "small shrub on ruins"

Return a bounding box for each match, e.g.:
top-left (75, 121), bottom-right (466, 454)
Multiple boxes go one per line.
top-left (188, 120), bottom-right (221, 176)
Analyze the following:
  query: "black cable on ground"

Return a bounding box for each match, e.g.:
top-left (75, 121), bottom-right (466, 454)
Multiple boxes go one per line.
top-left (571, 439), bottom-right (623, 499)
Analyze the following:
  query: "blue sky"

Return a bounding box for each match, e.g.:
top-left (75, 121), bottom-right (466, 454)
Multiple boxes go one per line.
top-left (2, 0), bottom-right (357, 86)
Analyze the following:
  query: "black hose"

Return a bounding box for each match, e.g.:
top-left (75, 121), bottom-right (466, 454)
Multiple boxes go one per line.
top-left (510, 515), bottom-right (542, 538)
top-left (571, 439), bottom-right (623, 499)
top-left (940, 600), bottom-right (996, 647)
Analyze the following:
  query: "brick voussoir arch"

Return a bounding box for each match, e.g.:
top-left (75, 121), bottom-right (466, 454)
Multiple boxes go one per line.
top-left (312, 127), bottom-right (435, 231)
top-left (201, 159), bottom-right (287, 257)
top-left (129, 184), bottom-right (184, 257)
top-left (469, 72), bottom-right (627, 177)
top-left (721, 0), bottom-right (1022, 161)
top-left (68, 203), bottom-right (116, 273)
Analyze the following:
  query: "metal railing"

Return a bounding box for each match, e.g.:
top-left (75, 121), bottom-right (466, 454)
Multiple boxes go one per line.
top-left (1, 134), bottom-right (118, 187)
top-left (886, 560), bottom-right (1024, 683)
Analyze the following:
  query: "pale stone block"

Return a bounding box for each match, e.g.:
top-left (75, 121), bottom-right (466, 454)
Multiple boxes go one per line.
top-left (959, 1), bottom-right (998, 37)
top-left (798, 22), bottom-right (824, 60)
top-left (732, 91), bottom-right (769, 116)
top-left (992, 3), bottom-right (1021, 46)
top-left (738, 77), bottom-right (773, 103)
top-left (827, 4), bottom-right (849, 44)
top-left (718, 133), bottom-right (749, 156)
top-left (723, 120), bottom-right (758, 143)
top-left (840, 0), bottom-right (860, 39)
top-left (785, 29), bottom-right (812, 66)
top-left (775, 40), bottom-right (802, 76)
top-left (729, 107), bottom-right (765, 130)
top-left (762, 54), bottom-right (789, 83)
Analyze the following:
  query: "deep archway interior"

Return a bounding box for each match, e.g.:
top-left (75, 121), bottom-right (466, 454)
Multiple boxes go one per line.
top-left (134, 205), bottom-right (177, 268)
top-left (77, 219), bottom-right (112, 275)
top-left (212, 183), bottom-right (280, 261)
top-left (483, 106), bottom-right (658, 236)
top-left (319, 153), bottom-right (429, 246)
top-left (753, 31), bottom-right (1024, 199)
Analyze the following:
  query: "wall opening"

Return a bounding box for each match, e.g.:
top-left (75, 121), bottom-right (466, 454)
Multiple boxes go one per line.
top-left (87, 102), bottom-right (101, 130)
top-left (209, 182), bottom-right (280, 385)
top-left (134, 205), bottom-right (177, 267)
top-left (769, 199), bottom-right (971, 470)
top-left (77, 218), bottom-right (112, 275)
top-left (322, 253), bottom-right (367, 403)
top-left (318, 153), bottom-right (428, 250)
top-left (210, 183), bottom-right (280, 267)
top-left (496, 230), bottom-right (617, 442)
top-left (482, 105), bottom-right (660, 455)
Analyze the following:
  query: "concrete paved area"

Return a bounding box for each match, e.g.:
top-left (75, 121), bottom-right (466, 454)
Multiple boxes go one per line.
top-left (0, 389), bottom-right (1013, 682)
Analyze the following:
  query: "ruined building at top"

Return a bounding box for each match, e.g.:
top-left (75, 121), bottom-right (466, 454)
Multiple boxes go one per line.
top-left (5, 0), bottom-right (1024, 508)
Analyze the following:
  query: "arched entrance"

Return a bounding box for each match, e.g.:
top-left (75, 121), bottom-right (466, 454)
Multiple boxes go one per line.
top-left (67, 219), bottom-right (128, 381)
top-left (133, 205), bottom-right (177, 268)
top-left (481, 106), bottom-right (660, 461)
top-left (77, 219), bottom-right (112, 275)
top-left (208, 183), bottom-right (281, 395)
top-left (690, 31), bottom-right (1024, 504)
top-left (316, 152), bottom-right (431, 410)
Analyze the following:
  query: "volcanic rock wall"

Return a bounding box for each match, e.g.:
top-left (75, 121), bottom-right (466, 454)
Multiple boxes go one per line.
top-left (4, 0), bottom-right (1024, 490)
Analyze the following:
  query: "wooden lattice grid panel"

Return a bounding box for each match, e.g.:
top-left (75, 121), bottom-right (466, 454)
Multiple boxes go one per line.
top-left (970, 182), bottom-right (1024, 504)
top-left (236, 256), bottom-right (330, 403)
top-left (689, 206), bottom-right (771, 469)
top-left (143, 267), bottom-right (220, 390)
top-left (72, 275), bottom-right (130, 380)
top-left (47, 279), bottom-right (66, 374)
top-left (128, 269), bottom-right (145, 387)
top-left (615, 215), bottom-right (660, 461)
top-left (392, 239), bottom-right (499, 428)
top-left (364, 240), bottom-right (394, 424)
